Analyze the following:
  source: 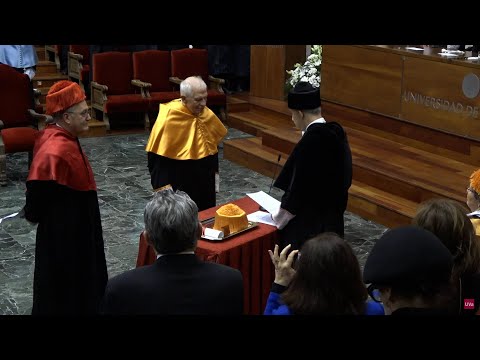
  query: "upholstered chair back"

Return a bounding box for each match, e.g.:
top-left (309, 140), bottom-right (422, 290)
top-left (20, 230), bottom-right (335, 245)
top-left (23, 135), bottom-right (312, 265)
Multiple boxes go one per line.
top-left (0, 65), bottom-right (34, 128)
top-left (171, 48), bottom-right (209, 84)
top-left (93, 52), bottom-right (133, 95)
top-left (133, 50), bottom-right (173, 92)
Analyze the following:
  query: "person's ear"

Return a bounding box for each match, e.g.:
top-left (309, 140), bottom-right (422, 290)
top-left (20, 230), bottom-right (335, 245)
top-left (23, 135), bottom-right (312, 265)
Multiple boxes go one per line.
top-left (143, 230), bottom-right (152, 246)
top-left (63, 112), bottom-right (71, 125)
top-left (196, 222), bottom-right (203, 238)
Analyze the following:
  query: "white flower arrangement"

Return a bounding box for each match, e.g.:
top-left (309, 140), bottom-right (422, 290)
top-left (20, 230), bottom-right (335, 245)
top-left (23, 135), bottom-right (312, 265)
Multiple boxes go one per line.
top-left (285, 45), bottom-right (322, 92)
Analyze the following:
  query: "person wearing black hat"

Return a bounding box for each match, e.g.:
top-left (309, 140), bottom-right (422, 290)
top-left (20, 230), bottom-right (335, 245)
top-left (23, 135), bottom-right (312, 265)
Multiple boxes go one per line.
top-left (363, 225), bottom-right (455, 315)
top-left (272, 82), bottom-right (352, 250)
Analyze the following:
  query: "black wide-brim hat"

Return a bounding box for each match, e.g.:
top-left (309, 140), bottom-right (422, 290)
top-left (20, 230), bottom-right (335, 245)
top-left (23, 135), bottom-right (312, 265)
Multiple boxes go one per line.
top-left (288, 81), bottom-right (321, 110)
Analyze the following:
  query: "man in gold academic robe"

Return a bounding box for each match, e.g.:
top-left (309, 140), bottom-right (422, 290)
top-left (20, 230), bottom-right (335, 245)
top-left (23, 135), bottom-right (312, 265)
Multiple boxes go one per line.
top-left (145, 76), bottom-right (227, 211)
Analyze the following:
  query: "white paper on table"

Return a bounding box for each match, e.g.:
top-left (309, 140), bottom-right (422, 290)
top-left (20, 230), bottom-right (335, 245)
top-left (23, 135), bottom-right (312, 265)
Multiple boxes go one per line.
top-left (247, 210), bottom-right (277, 226)
top-left (406, 46), bottom-right (424, 51)
top-left (247, 190), bottom-right (281, 214)
top-left (0, 212), bottom-right (19, 224)
top-left (204, 227), bottom-right (224, 239)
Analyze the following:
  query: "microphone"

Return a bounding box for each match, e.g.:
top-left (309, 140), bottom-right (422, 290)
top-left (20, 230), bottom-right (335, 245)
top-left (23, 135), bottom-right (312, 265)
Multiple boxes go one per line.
top-left (259, 154), bottom-right (282, 211)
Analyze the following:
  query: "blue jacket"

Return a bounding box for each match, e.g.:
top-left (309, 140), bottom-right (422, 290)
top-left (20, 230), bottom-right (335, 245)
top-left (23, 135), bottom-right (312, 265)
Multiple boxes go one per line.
top-left (264, 283), bottom-right (384, 315)
top-left (0, 45), bottom-right (38, 69)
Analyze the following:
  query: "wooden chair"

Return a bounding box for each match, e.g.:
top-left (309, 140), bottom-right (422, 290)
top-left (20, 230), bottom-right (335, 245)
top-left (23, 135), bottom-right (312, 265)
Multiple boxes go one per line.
top-left (0, 65), bottom-right (41, 186)
top-left (68, 45), bottom-right (90, 95)
top-left (90, 51), bottom-right (150, 131)
top-left (170, 48), bottom-right (227, 121)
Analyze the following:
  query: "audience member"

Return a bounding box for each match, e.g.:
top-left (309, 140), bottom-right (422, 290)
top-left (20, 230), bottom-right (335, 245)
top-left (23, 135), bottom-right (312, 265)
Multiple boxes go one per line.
top-left (466, 169), bottom-right (480, 236)
top-left (364, 226), bottom-right (454, 315)
top-left (264, 233), bottom-right (384, 315)
top-left (145, 76), bottom-right (227, 211)
top-left (0, 45), bottom-right (38, 79)
top-left (102, 188), bottom-right (243, 315)
top-left (272, 82), bottom-right (352, 250)
top-left (23, 81), bottom-right (108, 315)
top-left (413, 198), bottom-right (480, 315)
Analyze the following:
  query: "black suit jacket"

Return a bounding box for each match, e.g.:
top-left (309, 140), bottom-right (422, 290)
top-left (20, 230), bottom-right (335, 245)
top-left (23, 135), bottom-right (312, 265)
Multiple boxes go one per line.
top-left (102, 254), bottom-right (243, 315)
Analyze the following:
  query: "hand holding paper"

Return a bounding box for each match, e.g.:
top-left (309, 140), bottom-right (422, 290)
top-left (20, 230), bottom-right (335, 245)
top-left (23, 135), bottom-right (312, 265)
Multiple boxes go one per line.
top-left (272, 207), bottom-right (296, 230)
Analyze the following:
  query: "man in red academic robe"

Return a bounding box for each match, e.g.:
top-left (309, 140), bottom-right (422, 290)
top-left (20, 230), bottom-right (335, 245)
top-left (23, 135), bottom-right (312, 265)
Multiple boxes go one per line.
top-left (23, 80), bottom-right (108, 315)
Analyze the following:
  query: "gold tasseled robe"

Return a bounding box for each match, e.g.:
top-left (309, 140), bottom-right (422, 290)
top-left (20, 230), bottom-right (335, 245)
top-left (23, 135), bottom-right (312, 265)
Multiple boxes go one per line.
top-left (145, 99), bottom-right (227, 211)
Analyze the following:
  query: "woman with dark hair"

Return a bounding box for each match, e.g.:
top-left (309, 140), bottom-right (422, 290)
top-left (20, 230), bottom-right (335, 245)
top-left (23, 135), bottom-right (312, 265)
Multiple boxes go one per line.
top-left (413, 198), bottom-right (480, 315)
top-left (264, 233), bottom-right (384, 315)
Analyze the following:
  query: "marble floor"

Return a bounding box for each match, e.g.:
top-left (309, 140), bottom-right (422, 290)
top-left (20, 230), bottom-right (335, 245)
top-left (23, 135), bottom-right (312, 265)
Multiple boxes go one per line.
top-left (0, 128), bottom-right (388, 315)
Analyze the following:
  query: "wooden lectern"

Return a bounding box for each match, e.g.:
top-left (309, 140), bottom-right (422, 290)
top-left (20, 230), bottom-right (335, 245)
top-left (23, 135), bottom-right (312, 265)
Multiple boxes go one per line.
top-left (250, 45), bottom-right (306, 101)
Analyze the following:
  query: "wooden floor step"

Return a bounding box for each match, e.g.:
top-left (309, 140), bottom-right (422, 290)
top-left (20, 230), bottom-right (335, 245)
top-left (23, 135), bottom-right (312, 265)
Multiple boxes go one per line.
top-left (80, 119), bottom-right (107, 138)
top-left (227, 109), bottom-right (295, 137)
top-left (346, 126), bottom-right (476, 204)
top-left (33, 73), bottom-right (69, 88)
top-left (247, 123), bottom-right (476, 204)
top-left (223, 137), bottom-right (288, 178)
top-left (36, 61), bottom-right (58, 75)
top-left (224, 136), bottom-right (419, 229)
top-left (227, 96), bottom-right (250, 113)
top-left (261, 127), bottom-right (300, 155)
top-left (348, 180), bottom-right (418, 228)
top-left (36, 46), bottom-right (46, 61)
top-left (323, 100), bottom-right (480, 167)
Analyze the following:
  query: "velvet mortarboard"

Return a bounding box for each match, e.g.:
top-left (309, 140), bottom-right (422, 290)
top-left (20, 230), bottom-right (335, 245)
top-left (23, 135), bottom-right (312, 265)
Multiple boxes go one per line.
top-left (46, 80), bottom-right (85, 115)
top-left (288, 82), bottom-right (321, 110)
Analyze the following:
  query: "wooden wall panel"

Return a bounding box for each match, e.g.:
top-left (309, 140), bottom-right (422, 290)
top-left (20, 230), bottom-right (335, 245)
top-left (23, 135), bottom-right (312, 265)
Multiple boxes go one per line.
top-left (321, 45), bottom-right (403, 117)
top-left (401, 57), bottom-right (480, 140)
top-left (250, 45), bottom-right (305, 101)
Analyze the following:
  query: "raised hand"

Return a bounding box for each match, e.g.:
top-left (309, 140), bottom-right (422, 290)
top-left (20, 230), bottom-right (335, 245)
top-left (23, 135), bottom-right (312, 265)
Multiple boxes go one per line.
top-left (268, 244), bottom-right (299, 287)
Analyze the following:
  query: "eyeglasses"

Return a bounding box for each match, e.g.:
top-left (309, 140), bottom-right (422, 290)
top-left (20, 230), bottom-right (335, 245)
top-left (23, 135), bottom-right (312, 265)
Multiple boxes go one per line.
top-left (367, 284), bottom-right (382, 303)
top-left (66, 109), bottom-right (91, 118)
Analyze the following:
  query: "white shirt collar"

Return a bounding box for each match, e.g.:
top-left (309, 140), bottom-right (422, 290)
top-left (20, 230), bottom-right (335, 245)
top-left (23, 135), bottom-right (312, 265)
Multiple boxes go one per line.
top-left (156, 251), bottom-right (195, 259)
top-left (467, 209), bottom-right (480, 218)
top-left (302, 117), bottom-right (326, 136)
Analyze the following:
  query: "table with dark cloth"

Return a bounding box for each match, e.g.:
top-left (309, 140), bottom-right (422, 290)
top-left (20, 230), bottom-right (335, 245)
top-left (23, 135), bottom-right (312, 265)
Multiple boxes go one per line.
top-left (136, 196), bottom-right (278, 315)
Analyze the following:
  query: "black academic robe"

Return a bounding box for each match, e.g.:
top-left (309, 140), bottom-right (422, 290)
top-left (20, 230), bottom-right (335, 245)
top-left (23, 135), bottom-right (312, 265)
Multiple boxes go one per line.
top-left (24, 125), bottom-right (108, 315)
top-left (148, 152), bottom-right (219, 211)
top-left (274, 121), bottom-right (352, 250)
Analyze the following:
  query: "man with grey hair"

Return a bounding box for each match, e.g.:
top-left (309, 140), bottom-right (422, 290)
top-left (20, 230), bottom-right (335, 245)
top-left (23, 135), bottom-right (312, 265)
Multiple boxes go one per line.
top-left (145, 76), bottom-right (227, 211)
top-left (101, 188), bottom-right (243, 315)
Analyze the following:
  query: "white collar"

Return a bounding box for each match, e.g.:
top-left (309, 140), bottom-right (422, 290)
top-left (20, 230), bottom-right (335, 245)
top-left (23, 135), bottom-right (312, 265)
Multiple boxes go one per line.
top-left (467, 209), bottom-right (480, 218)
top-left (302, 117), bottom-right (326, 136)
top-left (156, 251), bottom-right (195, 259)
